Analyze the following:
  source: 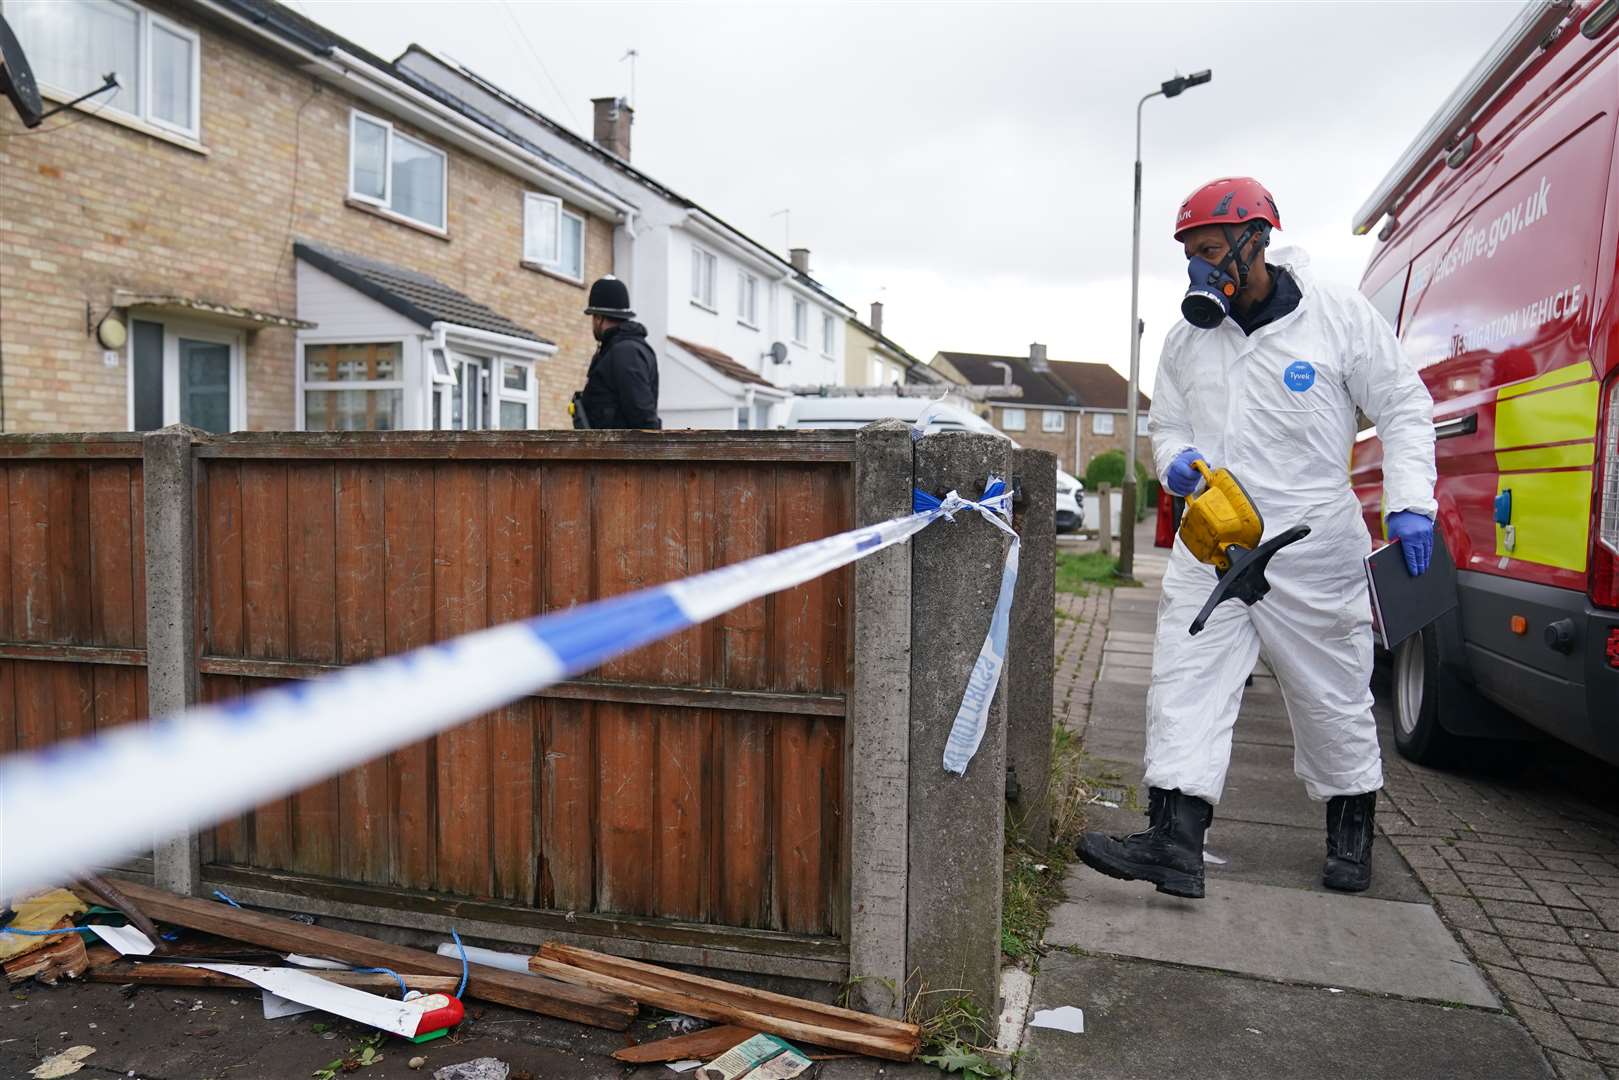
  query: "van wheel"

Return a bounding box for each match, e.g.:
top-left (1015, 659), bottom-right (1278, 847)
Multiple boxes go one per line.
top-left (1392, 625), bottom-right (1463, 766)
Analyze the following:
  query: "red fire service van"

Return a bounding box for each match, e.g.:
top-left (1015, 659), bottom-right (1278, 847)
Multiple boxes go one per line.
top-left (1350, 0), bottom-right (1619, 764)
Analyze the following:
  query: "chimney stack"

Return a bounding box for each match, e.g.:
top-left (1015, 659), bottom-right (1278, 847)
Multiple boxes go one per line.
top-left (1029, 342), bottom-right (1049, 372)
top-left (870, 301), bottom-right (884, 336)
top-left (591, 96), bottom-right (633, 160)
top-left (789, 247), bottom-right (810, 275)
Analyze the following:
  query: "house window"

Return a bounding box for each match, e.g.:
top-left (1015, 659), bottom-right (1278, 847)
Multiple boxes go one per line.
top-left (792, 299), bottom-right (807, 344)
top-left (349, 110), bottom-right (447, 230)
top-left (691, 245), bottom-right (717, 309)
top-left (302, 342), bottom-right (405, 431)
top-left (129, 319), bottom-right (243, 433)
top-left (9, 0), bottom-right (201, 140)
top-left (821, 313), bottom-right (836, 357)
top-left (1137, 414), bottom-right (1150, 437)
top-left (524, 195), bottom-right (585, 280)
top-left (1001, 407), bottom-right (1026, 432)
top-left (870, 358), bottom-right (885, 386)
top-left (738, 271), bottom-right (759, 327)
top-left (1042, 410), bottom-right (1065, 433)
top-left (1093, 412), bottom-right (1115, 435)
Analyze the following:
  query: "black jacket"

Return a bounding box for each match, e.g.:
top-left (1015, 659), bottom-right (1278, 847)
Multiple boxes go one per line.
top-left (578, 321), bottom-right (660, 429)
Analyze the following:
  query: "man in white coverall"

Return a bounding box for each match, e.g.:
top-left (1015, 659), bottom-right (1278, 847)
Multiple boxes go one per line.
top-left (1076, 177), bottom-right (1437, 899)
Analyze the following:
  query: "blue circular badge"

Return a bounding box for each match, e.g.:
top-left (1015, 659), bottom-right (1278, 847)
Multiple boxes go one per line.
top-left (1283, 361), bottom-right (1316, 392)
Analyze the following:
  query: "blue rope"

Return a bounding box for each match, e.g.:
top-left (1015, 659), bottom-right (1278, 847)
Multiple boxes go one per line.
top-left (347, 966), bottom-right (408, 999)
top-left (451, 927), bottom-right (467, 999)
top-left (211, 889), bottom-right (243, 908)
top-left (0, 926), bottom-right (95, 936)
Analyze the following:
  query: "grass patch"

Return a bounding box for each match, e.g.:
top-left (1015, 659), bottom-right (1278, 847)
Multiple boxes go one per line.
top-left (1056, 550), bottom-right (1122, 594)
top-left (912, 991), bottom-right (1009, 1078)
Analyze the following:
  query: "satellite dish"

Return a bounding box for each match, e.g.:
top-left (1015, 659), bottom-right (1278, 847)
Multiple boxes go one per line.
top-left (766, 341), bottom-right (788, 365)
top-left (0, 14), bottom-right (43, 128)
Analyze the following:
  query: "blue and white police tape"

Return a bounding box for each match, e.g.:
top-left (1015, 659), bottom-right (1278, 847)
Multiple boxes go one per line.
top-left (914, 481), bottom-right (1020, 775)
top-left (0, 478), bottom-right (1017, 896)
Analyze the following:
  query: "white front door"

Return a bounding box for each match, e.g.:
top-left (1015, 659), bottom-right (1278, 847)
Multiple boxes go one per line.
top-left (130, 319), bottom-right (244, 432)
top-left (440, 353), bottom-right (535, 431)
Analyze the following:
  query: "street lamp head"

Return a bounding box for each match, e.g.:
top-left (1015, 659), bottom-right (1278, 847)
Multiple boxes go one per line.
top-left (1161, 69), bottom-right (1213, 98)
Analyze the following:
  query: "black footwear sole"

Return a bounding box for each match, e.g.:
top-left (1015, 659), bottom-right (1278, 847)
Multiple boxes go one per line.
top-left (1077, 837), bottom-right (1205, 899)
top-left (1323, 874), bottom-right (1371, 893)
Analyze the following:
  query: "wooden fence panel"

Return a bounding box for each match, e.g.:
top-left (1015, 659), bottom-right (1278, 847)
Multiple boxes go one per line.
top-left (189, 442), bottom-right (854, 944)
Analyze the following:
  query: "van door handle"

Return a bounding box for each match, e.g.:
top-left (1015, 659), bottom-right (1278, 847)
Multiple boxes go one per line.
top-left (1433, 413), bottom-right (1477, 440)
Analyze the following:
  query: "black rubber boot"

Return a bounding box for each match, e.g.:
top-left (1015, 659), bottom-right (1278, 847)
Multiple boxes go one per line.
top-left (1323, 791), bottom-right (1378, 892)
top-left (1075, 787), bottom-right (1212, 899)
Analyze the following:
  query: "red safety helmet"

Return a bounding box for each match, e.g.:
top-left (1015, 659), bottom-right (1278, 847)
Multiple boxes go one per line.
top-left (1174, 177), bottom-right (1282, 240)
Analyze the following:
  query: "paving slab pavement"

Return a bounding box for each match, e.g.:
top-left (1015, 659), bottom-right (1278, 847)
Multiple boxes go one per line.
top-left (1021, 953), bottom-right (1553, 1080)
top-left (1049, 866), bottom-right (1496, 1007)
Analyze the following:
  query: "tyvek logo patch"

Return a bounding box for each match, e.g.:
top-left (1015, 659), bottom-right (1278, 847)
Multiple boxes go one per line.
top-left (1283, 361), bottom-right (1316, 392)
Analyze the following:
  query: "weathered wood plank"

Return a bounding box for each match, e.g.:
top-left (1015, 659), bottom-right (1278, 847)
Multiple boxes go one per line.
top-left (335, 462), bottom-right (389, 885)
top-left (87, 463), bottom-right (137, 648)
top-left (0, 466), bottom-right (12, 643)
top-left (713, 712), bottom-right (771, 930)
top-left (596, 703), bottom-right (656, 916)
top-left (383, 463), bottom-right (437, 890)
top-left (654, 709), bottom-right (708, 921)
top-left (433, 463), bottom-right (491, 899)
top-left (540, 698), bottom-right (595, 912)
top-left (192, 430), bottom-right (856, 464)
top-left (9, 464), bottom-right (52, 642)
top-left (487, 464), bottom-right (539, 904)
top-left (112, 880), bottom-right (637, 1029)
top-left (287, 463), bottom-right (340, 878)
top-left (239, 462), bottom-right (292, 870)
top-left (203, 462), bottom-right (244, 657)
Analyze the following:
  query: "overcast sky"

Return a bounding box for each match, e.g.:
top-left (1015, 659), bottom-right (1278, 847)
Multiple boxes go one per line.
top-left (295, 0), bottom-right (1518, 393)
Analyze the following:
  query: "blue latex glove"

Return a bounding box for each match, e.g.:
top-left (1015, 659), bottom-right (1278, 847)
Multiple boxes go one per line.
top-left (1165, 448), bottom-right (1207, 497)
top-left (1387, 511), bottom-right (1434, 576)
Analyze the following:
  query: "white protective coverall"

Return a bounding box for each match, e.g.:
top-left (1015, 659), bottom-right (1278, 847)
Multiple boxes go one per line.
top-left (1145, 247), bottom-right (1436, 804)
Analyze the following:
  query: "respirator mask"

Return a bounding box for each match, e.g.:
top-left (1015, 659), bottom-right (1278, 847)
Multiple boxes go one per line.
top-left (1181, 222), bottom-right (1269, 329)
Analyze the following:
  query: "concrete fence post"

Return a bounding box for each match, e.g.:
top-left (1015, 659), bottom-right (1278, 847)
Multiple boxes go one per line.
top-left (1007, 450), bottom-right (1056, 851)
top-left (847, 420), bottom-right (916, 1017)
top-left (906, 431), bottom-right (1013, 1032)
top-left (144, 425), bottom-right (201, 896)
top-left (1098, 482), bottom-right (1114, 556)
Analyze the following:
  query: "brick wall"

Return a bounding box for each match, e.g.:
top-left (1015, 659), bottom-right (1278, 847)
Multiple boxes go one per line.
top-left (1074, 414), bottom-right (1155, 483)
top-left (982, 405), bottom-right (1153, 479)
top-left (0, 1), bottom-right (611, 433)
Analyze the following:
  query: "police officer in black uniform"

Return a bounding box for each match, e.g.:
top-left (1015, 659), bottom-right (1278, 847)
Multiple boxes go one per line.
top-left (574, 276), bottom-right (660, 429)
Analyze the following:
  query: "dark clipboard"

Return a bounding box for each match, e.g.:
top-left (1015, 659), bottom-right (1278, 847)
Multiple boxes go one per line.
top-left (1364, 534), bottom-right (1458, 650)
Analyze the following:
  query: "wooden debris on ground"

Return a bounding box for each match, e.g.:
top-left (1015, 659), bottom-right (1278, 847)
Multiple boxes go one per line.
top-left (0, 889), bottom-right (88, 963)
top-left (4, 920), bottom-right (89, 985)
top-left (111, 880), bottom-right (637, 1029)
top-left (84, 959), bottom-right (462, 994)
top-left (533, 943), bottom-right (920, 1062)
top-left (612, 1024), bottom-right (759, 1063)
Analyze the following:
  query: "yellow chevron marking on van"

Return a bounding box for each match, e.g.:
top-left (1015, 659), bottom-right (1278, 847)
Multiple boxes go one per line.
top-left (1495, 380), bottom-right (1599, 448)
top-left (1495, 442), bottom-right (1597, 471)
top-left (1495, 470), bottom-right (1591, 572)
top-left (1497, 359), bottom-right (1596, 401)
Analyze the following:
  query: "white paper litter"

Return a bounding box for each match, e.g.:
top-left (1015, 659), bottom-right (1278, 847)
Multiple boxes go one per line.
top-left (88, 925), bottom-right (155, 956)
top-left (666, 1063), bottom-right (702, 1074)
top-left (1029, 1006), bottom-right (1085, 1034)
top-left (283, 954), bottom-right (349, 970)
top-left (261, 991), bottom-right (316, 1019)
top-left (1203, 849), bottom-right (1228, 865)
top-left (190, 964), bottom-right (420, 1037)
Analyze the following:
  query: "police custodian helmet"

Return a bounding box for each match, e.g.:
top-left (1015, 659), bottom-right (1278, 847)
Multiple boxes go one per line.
top-left (583, 276), bottom-right (635, 319)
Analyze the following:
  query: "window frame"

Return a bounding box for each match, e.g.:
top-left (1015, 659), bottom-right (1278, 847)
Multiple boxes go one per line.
top-left (523, 192), bottom-right (561, 266)
top-left (16, 0), bottom-right (203, 142)
top-left (792, 298), bottom-right (808, 345)
top-left (737, 270), bottom-right (760, 328)
top-left (820, 312), bottom-right (836, 358)
top-left (558, 209), bottom-right (585, 281)
top-left (690, 245), bottom-right (718, 311)
top-left (1001, 407), bottom-right (1027, 432)
top-left (1137, 413), bottom-right (1150, 437)
top-left (1092, 412), bottom-right (1116, 436)
top-left (296, 337), bottom-right (409, 433)
top-left (1042, 410), bottom-right (1066, 433)
top-left (347, 108), bottom-right (448, 232)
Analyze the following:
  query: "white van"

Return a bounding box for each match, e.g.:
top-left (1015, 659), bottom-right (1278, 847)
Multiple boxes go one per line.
top-left (783, 395), bottom-right (1011, 439)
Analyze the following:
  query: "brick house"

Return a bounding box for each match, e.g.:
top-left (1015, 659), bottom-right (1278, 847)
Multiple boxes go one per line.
top-left (932, 345), bottom-right (1152, 478)
top-left (0, 0), bottom-right (634, 434)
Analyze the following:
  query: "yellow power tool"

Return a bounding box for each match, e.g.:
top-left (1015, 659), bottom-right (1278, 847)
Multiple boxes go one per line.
top-left (1178, 459), bottom-right (1311, 636)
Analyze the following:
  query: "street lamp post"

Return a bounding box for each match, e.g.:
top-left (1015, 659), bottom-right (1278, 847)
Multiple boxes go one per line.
top-left (1119, 69), bottom-right (1211, 582)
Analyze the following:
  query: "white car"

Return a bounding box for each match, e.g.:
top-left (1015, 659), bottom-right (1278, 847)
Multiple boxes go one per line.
top-left (1056, 469), bottom-right (1085, 534)
top-left (783, 395), bottom-right (1012, 440)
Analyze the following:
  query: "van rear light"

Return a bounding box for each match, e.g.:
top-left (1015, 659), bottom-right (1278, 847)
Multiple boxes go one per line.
top-left (1595, 375), bottom-right (1619, 608)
